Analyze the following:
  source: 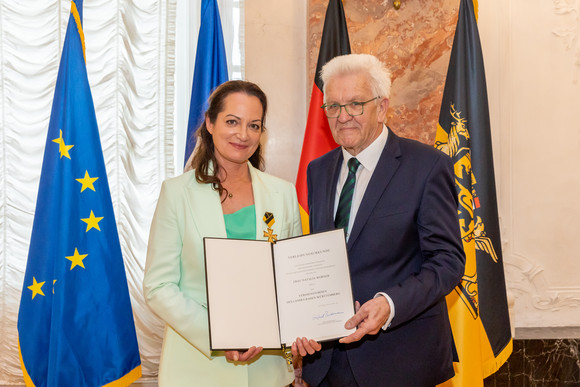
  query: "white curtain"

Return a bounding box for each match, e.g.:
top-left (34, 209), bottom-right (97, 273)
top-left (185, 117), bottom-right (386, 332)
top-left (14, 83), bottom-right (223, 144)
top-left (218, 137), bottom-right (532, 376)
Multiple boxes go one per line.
top-left (0, 0), bottom-right (177, 383)
top-left (0, 0), bottom-right (244, 383)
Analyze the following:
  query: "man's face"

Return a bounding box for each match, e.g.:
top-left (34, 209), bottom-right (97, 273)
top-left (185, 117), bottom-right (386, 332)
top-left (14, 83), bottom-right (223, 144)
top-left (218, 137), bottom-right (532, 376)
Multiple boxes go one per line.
top-left (325, 72), bottom-right (388, 156)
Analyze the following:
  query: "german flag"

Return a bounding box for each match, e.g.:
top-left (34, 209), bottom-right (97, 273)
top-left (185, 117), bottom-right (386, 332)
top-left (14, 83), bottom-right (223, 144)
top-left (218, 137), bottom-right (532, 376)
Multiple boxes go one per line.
top-left (295, 0), bottom-right (350, 233)
top-left (435, 1), bottom-right (513, 385)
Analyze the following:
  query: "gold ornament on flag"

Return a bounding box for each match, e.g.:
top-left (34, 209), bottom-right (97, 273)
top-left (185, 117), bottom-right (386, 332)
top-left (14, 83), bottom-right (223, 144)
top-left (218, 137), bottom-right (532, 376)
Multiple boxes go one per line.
top-left (435, 104), bottom-right (500, 321)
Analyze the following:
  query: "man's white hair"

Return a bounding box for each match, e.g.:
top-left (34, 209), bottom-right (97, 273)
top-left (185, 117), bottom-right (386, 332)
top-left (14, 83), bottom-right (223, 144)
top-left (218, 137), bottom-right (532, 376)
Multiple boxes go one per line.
top-left (320, 54), bottom-right (392, 101)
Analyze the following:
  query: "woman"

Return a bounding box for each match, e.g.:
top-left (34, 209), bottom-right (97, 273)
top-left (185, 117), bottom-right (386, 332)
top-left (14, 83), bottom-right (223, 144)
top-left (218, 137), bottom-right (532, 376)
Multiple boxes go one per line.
top-left (143, 80), bottom-right (302, 386)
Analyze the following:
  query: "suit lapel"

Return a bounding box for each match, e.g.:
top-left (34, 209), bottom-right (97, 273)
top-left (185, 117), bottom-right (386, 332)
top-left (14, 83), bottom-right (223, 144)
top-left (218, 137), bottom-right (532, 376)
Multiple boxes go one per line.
top-left (186, 163), bottom-right (282, 242)
top-left (187, 174), bottom-right (227, 238)
top-left (250, 163), bottom-right (280, 241)
top-left (348, 130), bottom-right (402, 248)
top-left (321, 149), bottom-right (344, 230)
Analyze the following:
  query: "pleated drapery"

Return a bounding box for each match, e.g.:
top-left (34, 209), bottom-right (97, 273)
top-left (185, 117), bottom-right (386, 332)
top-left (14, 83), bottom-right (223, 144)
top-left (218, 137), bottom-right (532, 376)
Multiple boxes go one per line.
top-left (0, 0), bottom-right (176, 383)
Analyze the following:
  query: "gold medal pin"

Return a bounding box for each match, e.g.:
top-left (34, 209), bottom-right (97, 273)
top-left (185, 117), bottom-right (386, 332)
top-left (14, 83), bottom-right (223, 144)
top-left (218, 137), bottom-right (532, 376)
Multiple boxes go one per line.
top-left (262, 212), bottom-right (277, 243)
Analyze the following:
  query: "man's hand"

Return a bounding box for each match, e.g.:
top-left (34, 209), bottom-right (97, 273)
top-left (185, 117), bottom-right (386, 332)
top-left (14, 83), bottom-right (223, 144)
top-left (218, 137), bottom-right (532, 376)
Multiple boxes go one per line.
top-left (225, 346), bottom-right (263, 362)
top-left (291, 337), bottom-right (322, 357)
top-left (339, 297), bottom-right (390, 344)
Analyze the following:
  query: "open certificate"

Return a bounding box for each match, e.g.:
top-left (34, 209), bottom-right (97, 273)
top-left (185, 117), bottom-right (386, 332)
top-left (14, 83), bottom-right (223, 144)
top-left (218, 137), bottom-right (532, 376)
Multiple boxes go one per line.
top-left (203, 229), bottom-right (355, 351)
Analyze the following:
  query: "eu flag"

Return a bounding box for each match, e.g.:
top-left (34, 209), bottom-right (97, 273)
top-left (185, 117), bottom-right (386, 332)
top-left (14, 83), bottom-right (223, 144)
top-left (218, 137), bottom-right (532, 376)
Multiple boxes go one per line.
top-left (17, 1), bottom-right (141, 385)
top-left (184, 0), bottom-right (229, 166)
top-left (435, 0), bottom-right (512, 385)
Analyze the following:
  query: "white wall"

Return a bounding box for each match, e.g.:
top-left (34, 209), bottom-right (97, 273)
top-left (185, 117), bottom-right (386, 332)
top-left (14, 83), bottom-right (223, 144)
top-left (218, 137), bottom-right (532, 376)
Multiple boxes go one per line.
top-left (244, 0), bottom-right (308, 183)
top-left (479, 0), bottom-right (580, 334)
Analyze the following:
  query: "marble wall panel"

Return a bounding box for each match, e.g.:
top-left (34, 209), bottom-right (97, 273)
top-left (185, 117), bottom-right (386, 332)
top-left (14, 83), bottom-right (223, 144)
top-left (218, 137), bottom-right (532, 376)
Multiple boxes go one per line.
top-left (484, 339), bottom-right (580, 386)
top-left (308, 0), bottom-right (460, 144)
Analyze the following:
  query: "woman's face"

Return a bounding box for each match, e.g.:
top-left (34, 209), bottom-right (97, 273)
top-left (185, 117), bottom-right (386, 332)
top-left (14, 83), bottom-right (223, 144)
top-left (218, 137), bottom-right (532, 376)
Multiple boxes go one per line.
top-left (206, 92), bottom-right (264, 170)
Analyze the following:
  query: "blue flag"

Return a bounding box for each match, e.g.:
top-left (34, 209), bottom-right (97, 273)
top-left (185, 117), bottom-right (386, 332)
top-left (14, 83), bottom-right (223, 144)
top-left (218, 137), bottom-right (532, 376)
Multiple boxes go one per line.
top-left (184, 0), bottom-right (229, 166)
top-left (17, 1), bottom-right (141, 386)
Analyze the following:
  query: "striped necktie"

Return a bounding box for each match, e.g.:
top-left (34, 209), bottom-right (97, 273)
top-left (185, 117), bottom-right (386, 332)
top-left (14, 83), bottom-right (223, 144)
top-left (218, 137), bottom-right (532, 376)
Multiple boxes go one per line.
top-left (334, 157), bottom-right (361, 232)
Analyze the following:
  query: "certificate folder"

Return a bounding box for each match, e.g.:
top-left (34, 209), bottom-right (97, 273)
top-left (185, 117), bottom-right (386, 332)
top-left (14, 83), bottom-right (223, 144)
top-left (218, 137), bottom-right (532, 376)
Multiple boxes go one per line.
top-left (203, 228), bottom-right (355, 351)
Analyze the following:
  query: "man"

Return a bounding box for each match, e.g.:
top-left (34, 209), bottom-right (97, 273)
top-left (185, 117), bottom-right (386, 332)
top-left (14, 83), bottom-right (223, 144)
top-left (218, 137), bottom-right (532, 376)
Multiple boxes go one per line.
top-left (292, 54), bottom-right (466, 386)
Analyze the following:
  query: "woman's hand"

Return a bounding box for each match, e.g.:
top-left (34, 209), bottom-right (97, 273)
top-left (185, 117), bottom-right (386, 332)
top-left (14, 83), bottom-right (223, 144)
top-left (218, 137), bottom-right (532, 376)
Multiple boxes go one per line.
top-left (291, 337), bottom-right (322, 357)
top-left (225, 346), bottom-right (263, 362)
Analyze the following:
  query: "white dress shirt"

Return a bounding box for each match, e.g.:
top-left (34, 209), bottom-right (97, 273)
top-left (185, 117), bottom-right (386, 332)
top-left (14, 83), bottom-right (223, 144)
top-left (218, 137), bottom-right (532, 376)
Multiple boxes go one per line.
top-left (334, 124), bottom-right (395, 330)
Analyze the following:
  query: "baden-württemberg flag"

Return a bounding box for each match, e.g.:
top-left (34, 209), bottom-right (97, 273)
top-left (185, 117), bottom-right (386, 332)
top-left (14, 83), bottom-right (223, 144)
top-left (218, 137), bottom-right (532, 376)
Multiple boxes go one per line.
top-left (17, 1), bottom-right (141, 385)
top-left (435, 1), bottom-right (512, 386)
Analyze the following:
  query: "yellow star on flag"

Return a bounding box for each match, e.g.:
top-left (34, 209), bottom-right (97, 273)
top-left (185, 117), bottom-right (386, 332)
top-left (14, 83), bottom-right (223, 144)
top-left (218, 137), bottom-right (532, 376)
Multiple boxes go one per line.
top-left (76, 170), bottom-right (99, 192)
top-left (51, 129), bottom-right (74, 159)
top-left (66, 248), bottom-right (88, 270)
top-left (28, 277), bottom-right (46, 299)
top-left (81, 210), bottom-right (103, 232)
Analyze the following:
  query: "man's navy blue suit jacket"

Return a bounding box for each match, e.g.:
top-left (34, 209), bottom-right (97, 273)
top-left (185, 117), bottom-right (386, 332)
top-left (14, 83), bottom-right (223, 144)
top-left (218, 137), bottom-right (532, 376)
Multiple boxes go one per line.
top-left (303, 128), bottom-right (466, 386)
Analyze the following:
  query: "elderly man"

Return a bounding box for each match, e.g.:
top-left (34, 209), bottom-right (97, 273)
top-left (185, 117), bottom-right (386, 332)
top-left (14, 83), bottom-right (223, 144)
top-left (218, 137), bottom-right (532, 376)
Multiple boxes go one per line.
top-left (293, 54), bottom-right (466, 386)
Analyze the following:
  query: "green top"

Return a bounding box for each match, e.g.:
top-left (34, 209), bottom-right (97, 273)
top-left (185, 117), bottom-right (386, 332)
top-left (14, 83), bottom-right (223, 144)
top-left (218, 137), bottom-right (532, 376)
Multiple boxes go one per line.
top-left (223, 204), bottom-right (256, 240)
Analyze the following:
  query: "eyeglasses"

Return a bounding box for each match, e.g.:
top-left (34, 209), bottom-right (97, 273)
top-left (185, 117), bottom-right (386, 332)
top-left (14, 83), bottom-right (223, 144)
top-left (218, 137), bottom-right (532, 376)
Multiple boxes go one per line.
top-left (321, 97), bottom-right (381, 118)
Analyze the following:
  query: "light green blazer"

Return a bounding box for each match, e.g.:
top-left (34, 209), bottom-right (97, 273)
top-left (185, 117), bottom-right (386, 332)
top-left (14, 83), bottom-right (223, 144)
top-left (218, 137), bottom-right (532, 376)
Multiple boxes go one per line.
top-left (143, 163), bottom-right (302, 387)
